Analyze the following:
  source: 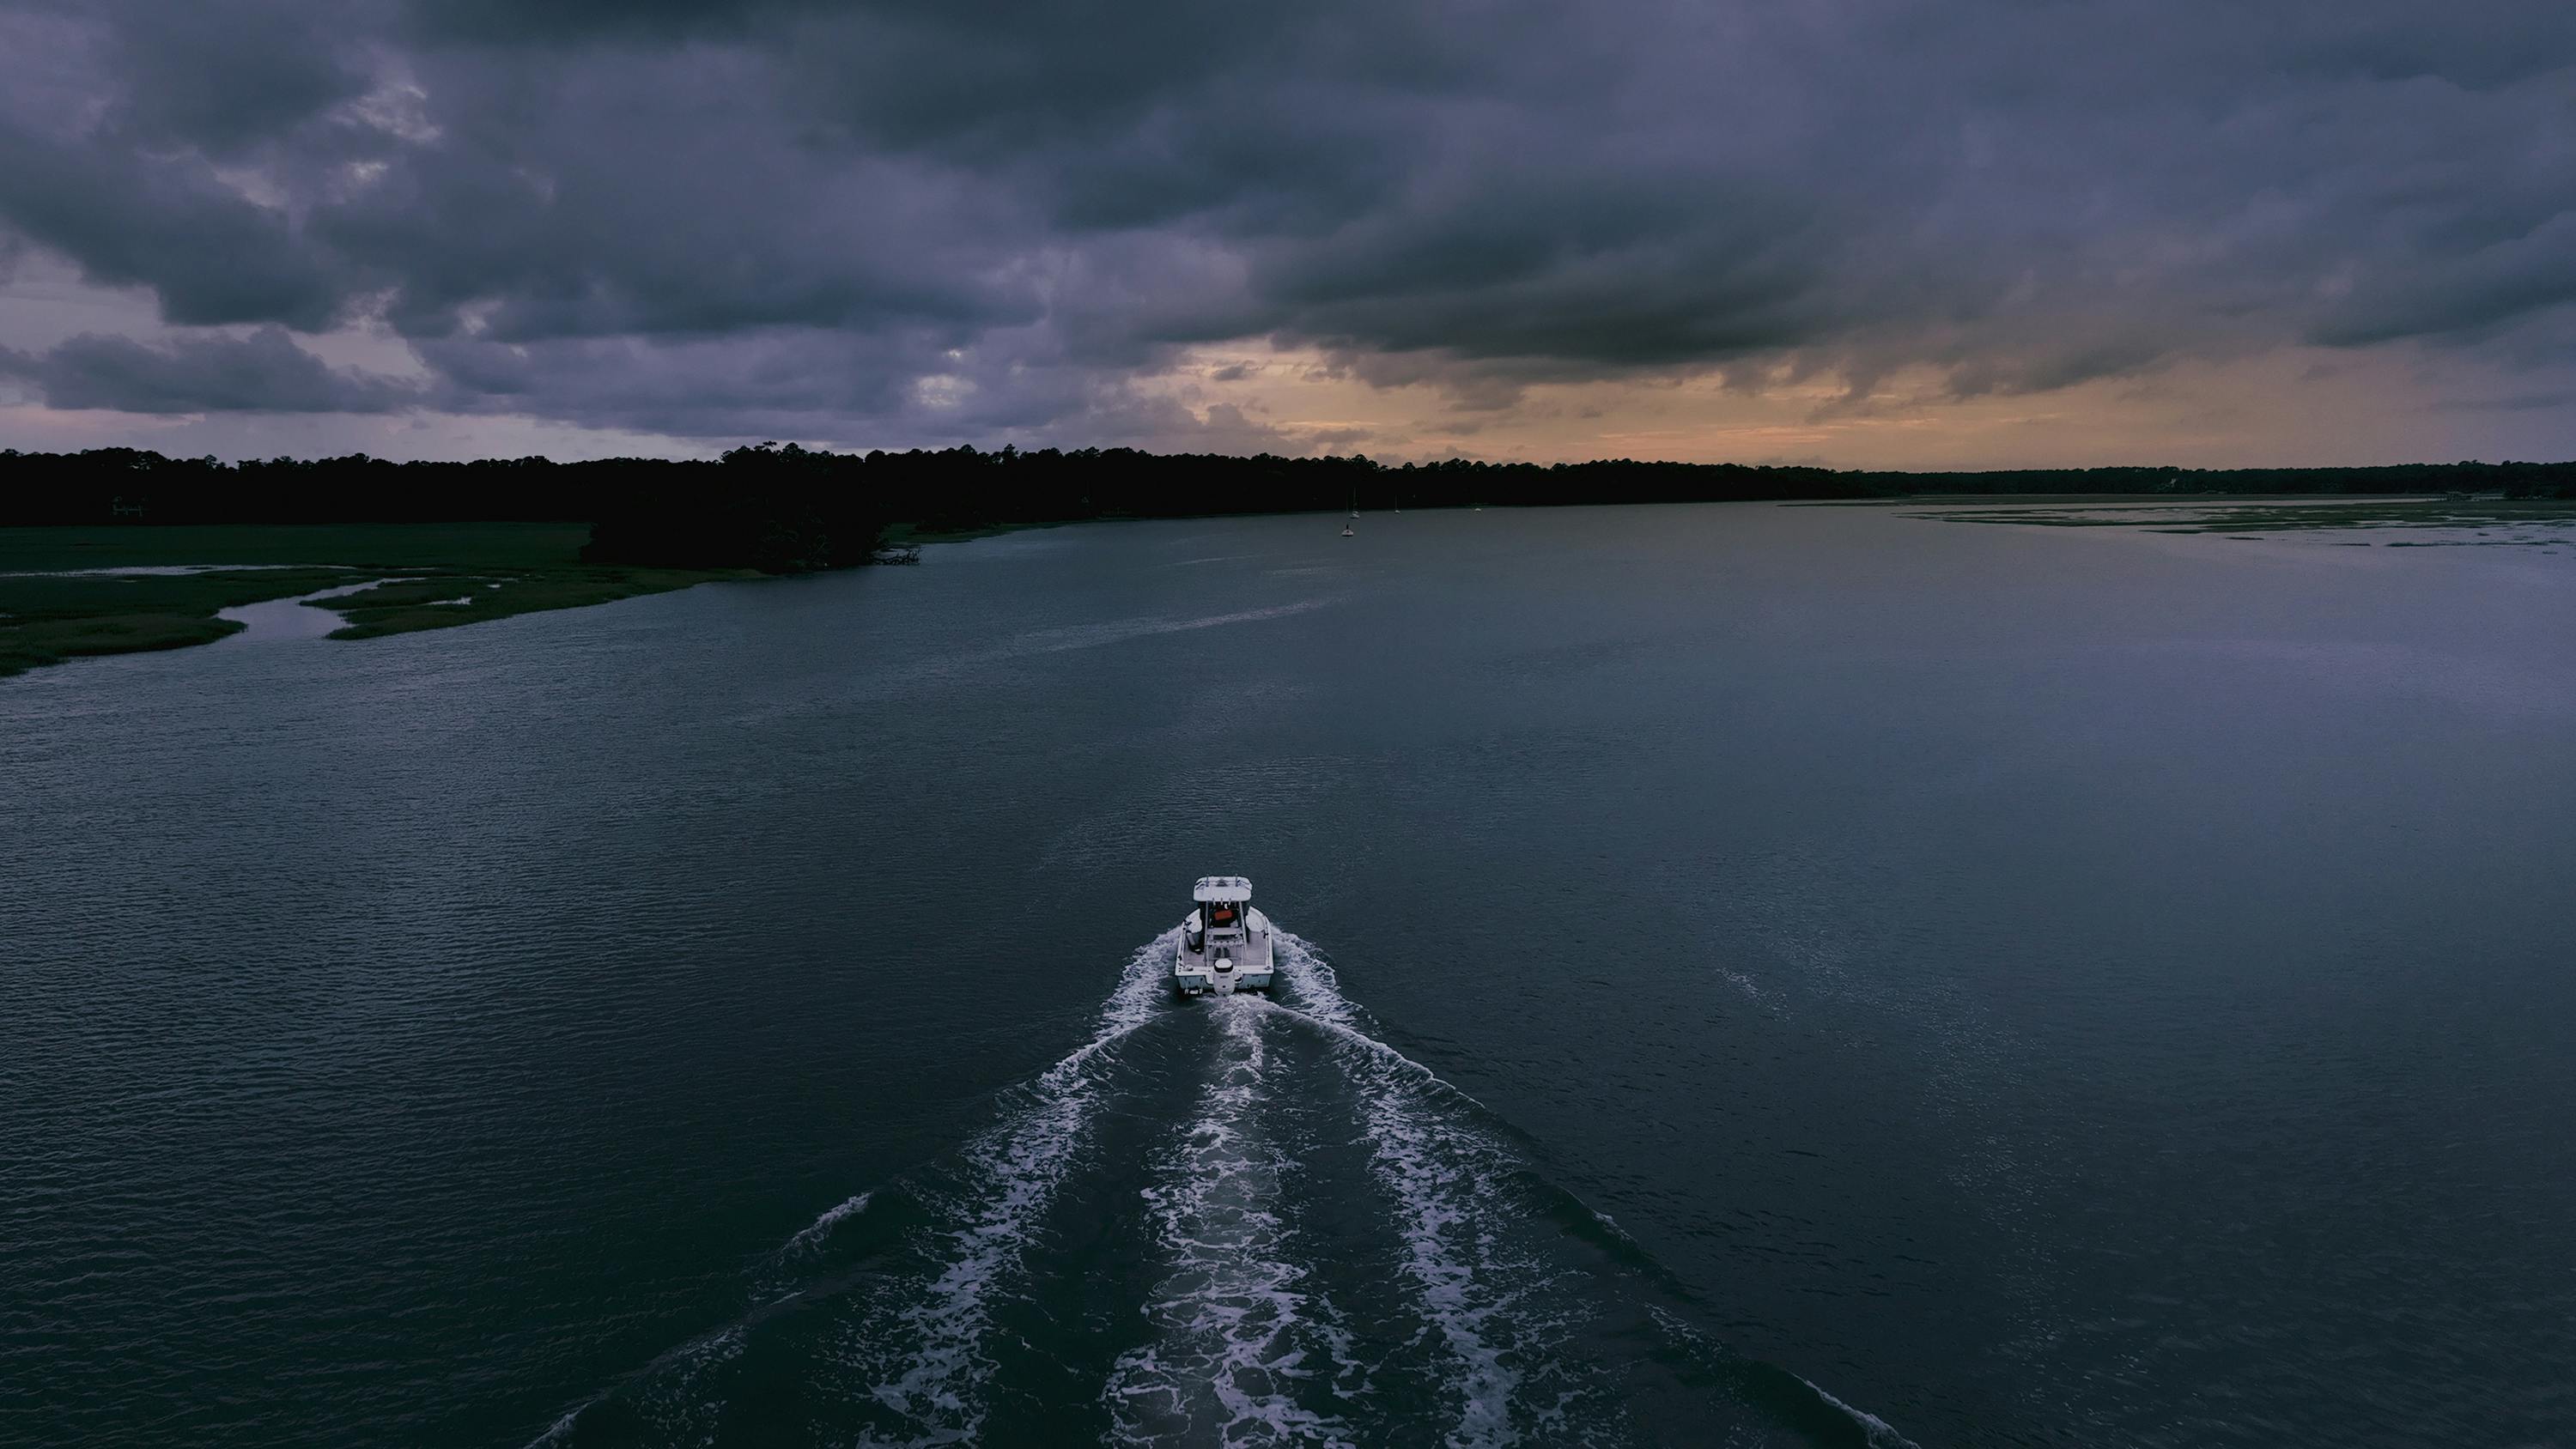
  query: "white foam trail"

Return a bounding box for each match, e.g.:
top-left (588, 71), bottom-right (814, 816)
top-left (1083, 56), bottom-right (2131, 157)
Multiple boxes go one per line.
top-left (1020, 597), bottom-right (1341, 656)
top-left (519, 1324), bottom-right (750, 1449)
top-left (1273, 934), bottom-right (1537, 1449)
top-left (1646, 1300), bottom-right (1922, 1449)
top-left (526, 936), bottom-right (1174, 1449)
top-left (785, 1191), bottom-right (872, 1256)
top-left (1286, 938), bottom-right (1916, 1449)
top-left (1107, 995), bottom-right (1358, 1446)
top-left (1799, 1379), bottom-right (1920, 1449)
top-left (856, 934), bottom-right (1173, 1444)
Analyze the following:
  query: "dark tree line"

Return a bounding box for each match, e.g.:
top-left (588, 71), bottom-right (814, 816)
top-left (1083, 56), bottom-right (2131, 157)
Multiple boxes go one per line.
top-left (4, 443), bottom-right (2571, 572)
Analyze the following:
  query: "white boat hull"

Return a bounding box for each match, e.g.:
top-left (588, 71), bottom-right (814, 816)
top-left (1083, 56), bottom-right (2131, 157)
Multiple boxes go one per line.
top-left (1174, 907), bottom-right (1275, 997)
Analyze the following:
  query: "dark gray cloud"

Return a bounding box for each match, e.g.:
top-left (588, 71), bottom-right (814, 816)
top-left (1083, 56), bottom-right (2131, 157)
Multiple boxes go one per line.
top-left (0, 327), bottom-right (425, 412)
top-left (0, 0), bottom-right (2571, 445)
top-left (98, 0), bottom-right (370, 153)
top-left (0, 126), bottom-right (349, 330)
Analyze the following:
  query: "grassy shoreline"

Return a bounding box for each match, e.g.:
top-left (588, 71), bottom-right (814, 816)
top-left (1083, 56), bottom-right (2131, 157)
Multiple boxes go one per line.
top-left (0, 523), bottom-right (753, 678)
top-left (1900, 494), bottom-right (2576, 533)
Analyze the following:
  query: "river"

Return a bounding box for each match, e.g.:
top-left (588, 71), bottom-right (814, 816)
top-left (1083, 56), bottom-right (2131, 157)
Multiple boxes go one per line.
top-left (3, 501), bottom-right (2570, 1447)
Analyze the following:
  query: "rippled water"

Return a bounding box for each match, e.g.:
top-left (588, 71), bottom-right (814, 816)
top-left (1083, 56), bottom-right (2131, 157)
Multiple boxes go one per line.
top-left (4, 503), bottom-right (2572, 1448)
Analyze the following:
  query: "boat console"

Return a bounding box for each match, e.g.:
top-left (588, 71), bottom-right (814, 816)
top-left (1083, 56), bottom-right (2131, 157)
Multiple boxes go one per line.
top-left (1174, 876), bottom-right (1275, 997)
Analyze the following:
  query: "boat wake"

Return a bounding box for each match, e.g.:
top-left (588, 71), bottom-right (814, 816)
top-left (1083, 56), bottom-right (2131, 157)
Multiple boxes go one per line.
top-left (1268, 935), bottom-right (1580, 1447)
top-left (782, 1191), bottom-right (871, 1257)
top-left (526, 937), bottom-right (1174, 1448)
top-left (838, 934), bottom-right (1174, 1444)
top-left (529, 926), bottom-right (1917, 1449)
top-left (1104, 994), bottom-right (1364, 1445)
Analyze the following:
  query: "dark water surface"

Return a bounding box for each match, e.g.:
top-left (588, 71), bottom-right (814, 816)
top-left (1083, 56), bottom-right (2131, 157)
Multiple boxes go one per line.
top-left (5, 504), bottom-right (2571, 1448)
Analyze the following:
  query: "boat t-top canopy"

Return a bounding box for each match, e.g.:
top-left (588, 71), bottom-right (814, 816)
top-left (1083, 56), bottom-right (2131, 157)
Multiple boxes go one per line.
top-left (1194, 876), bottom-right (1253, 903)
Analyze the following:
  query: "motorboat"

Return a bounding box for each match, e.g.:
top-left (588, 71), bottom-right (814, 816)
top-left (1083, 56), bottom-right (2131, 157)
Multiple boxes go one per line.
top-left (1174, 876), bottom-right (1275, 996)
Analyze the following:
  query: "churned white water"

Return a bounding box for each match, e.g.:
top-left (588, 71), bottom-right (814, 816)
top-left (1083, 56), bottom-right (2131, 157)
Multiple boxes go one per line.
top-left (853, 934), bottom-right (1175, 1442)
top-left (527, 924), bottom-right (1915, 1449)
top-left (1273, 933), bottom-right (1556, 1449)
top-left (1106, 994), bottom-right (1360, 1446)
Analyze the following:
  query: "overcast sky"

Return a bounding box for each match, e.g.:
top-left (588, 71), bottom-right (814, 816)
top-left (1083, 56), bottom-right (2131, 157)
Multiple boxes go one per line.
top-left (2, 1), bottom-right (2572, 466)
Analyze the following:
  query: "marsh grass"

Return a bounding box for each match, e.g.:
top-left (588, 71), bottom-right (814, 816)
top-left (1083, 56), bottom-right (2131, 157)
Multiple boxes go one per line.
top-left (0, 567), bottom-right (363, 676)
top-left (0, 524), bottom-right (748, 676)
top-left (1911, 496), bottom-right (2576, 537)
top-left (320, 567), bottom-right (756, 640)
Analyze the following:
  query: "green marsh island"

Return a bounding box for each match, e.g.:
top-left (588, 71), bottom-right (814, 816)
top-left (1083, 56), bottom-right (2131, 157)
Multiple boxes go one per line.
top-left (0, 524), bottom-right (756, 679)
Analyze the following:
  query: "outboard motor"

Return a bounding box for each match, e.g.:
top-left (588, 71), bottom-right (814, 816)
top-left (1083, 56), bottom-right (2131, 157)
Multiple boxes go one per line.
top-left (1212, 948), bottom-right (1235, 993)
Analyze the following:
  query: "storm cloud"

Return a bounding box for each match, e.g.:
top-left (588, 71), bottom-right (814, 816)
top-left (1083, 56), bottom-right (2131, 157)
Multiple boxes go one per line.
top-left (0, 0), bottom-right (2570, 457)
top-left (0, 326), bottom-right (424, 413)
